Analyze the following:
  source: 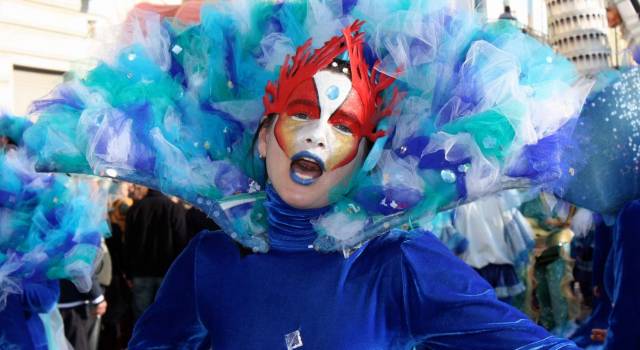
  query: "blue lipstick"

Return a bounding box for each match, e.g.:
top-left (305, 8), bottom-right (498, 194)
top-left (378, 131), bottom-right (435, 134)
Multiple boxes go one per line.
top-left (290, 151), bottom-right (325, 186)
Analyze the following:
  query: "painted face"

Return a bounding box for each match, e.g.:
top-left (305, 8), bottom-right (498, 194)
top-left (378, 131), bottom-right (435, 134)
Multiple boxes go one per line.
top-left (273, 69), bottom-right (365, 186)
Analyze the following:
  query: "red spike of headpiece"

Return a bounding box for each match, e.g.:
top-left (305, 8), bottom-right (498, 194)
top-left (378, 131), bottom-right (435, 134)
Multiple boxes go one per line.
top-left (262, 20), bottom-right (398, 142)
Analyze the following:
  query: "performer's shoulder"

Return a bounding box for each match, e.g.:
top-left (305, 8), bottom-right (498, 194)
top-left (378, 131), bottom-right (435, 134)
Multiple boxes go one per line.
top-left (356, 229), bottom-right (440, 263)
top-left (366, 229), bottom-right (442, 253)
top-left (191, 230), bottom-right (256, 259)
top-left (359, 229), bottom-right (458, 271)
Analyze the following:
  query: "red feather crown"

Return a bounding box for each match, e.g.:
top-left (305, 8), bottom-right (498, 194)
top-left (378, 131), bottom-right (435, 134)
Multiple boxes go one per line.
top-left (262, 20), bottom-right (399, 141)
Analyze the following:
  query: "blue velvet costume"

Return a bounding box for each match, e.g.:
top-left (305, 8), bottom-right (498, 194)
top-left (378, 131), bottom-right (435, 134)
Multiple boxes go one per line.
top-left (569, 217), bottom-right (612, 348)
top-left (0, 280), bottom-right (59, 350)
top-left (130, 186), bottom-right (578, 350)
top-left (602, 200), bottom-right (640, 349)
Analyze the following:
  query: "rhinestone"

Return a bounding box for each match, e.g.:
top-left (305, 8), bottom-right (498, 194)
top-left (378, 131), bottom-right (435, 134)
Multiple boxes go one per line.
top-left (171, 45), bottom-right (183, 54)
top-left (440, 169), bottom-right (457, 183)
top-left (326, 85), bottom-right (339, 100)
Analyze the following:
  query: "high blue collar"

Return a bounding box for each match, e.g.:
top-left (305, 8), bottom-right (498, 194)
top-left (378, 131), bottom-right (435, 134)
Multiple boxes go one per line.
top-left (264, 184), bottom-right (331, 252)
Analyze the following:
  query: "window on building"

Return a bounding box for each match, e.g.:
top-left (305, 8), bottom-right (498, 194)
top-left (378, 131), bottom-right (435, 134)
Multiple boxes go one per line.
top-left (13, 66), bottom-right (64, 116)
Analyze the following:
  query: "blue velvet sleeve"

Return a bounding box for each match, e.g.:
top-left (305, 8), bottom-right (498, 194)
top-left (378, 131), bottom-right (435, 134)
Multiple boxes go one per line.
top-left (401, 231), bottom-right (579, 349)
top-left (129, 233), bottom-right (210, 349)
top-left (21, 280), bottom-right (60, 314)
top-left (605, 201), bottom-right (640, 350)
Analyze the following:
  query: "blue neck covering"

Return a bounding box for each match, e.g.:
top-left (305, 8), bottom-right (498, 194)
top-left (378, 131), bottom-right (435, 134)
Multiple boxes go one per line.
top-left (264, 184), bottom-right (331, 252)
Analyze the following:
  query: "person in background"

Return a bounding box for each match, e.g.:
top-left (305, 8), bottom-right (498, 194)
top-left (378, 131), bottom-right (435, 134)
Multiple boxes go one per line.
top-left (452, 192), bottom-right (534, 306)
top-left (568, 208), bottom-right (596, 314)
top-left (607, 0), bottom-right (640, 64)
top-left (498, 5), bottom-right (517, 21)
top-left (129, 184), bottom-right (149, 203)
top-left (569, 214), bottom-right (613, 349)
top-left (589, 201), bottom-right (640, 349)
top-left (521, 193), bottom-right (577, 336)
top-left (100, 191), bottom-right (134, 350)
top-left (123, 187), bottom-right (188, 321)
top-left (58, 268), bottom-right (107, 349)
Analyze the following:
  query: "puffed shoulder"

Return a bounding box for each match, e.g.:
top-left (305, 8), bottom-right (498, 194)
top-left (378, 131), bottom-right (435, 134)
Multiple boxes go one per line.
top-left (395, 229), bottom-right (496, 298)
top-left (192, 229), bottom-right (242, 251)
top-left (399, 229), bottom-right (471, 265)
top-left (361, 229), bottom-right (472, 269)
top-left (348, 229), bottom-right (488, 290)
top-left (189, 230), bottom-right (257, 267)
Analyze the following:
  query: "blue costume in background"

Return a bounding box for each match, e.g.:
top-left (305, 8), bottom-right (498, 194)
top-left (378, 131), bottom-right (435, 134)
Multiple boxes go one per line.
top-left (0, 281), bottom-right (59, 350)
top-left (570, 216), bottom-right (612, 348)
top-left (130, 186), bottom-right (577, 350)
top-left (602, 200), bottom-right (640, 349)
top-left (0, 114), bottom-right (109, 350)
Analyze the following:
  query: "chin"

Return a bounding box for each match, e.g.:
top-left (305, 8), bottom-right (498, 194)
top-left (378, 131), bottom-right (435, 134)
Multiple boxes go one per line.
top-left (272, 176), bottom-right (328, 209)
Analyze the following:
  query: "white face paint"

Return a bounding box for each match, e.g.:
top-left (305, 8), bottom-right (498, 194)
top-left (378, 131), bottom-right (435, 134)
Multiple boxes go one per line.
top-left (314, 70), bottom-right (353, 122)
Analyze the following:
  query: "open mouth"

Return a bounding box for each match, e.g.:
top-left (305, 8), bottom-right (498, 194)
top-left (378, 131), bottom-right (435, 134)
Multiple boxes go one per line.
top-left (290, 152), bottom-right (325, 186)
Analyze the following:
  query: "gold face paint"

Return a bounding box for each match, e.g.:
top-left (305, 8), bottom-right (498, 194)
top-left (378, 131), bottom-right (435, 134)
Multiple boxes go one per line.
top-left (275, 112), bottom-right (360, 170)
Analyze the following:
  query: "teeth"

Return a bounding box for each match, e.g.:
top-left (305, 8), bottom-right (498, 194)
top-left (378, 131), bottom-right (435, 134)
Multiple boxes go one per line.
top-left (301, 157), bottom-right (317, 164)
top-left (296, 172), bottom-right (313, 180)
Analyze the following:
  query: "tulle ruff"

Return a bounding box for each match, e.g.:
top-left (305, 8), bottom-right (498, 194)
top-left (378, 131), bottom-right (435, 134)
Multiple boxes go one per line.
top-left (24, 0), bottom-right (588, 252)
top-left (0, 147), bottom-right (109, 311)
top-left (553, 67), bottom-right (640, 216)
top-left (0, 114), bottom-right (32, 145)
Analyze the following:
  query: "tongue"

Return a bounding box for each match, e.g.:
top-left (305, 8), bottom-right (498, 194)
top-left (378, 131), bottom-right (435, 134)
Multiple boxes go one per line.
top-left (291, 159), bottom-right (323, 179)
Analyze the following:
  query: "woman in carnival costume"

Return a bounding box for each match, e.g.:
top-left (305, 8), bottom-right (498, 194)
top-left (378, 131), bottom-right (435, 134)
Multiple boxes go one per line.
top-left (607, 0), bottom-right (640, 64)
top-left (554, 3), bottom-right (640, 348)
top-left (0, 114), bottom-right (109, 349)
top-left (22, 0), bottom-right (608, 348)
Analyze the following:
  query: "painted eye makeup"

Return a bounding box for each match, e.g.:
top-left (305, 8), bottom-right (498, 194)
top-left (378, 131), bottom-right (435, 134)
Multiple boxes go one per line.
top-left (329, 110), bottom-right (361, 138)
top-left (291, 114), bottom-right (310, 122)
top-left (333, 124), bottom-right (353, 135)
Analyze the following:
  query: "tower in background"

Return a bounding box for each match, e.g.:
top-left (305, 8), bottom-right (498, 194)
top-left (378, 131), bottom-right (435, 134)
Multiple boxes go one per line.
top-left (546, 0), bottom-right (611, 75)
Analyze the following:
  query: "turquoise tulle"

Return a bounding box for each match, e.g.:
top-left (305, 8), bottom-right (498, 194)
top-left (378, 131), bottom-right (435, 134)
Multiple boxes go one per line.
top-left (0, 115), bottom-right (109, 310)
top-left (24, 1), bottom-right (587, 252)
top-left (0, 113), bottom-right (32, 145)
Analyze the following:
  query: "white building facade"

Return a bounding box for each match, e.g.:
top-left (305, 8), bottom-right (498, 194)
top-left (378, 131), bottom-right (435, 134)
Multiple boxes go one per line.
top-left (475, 0), bottom-right (549, 36)
top-left (0, 0), bottom-right (181, 115)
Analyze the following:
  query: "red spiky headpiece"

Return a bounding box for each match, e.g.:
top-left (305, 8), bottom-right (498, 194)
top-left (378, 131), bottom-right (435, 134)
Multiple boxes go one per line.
top-left (262, 20), bottom-right (399, 141)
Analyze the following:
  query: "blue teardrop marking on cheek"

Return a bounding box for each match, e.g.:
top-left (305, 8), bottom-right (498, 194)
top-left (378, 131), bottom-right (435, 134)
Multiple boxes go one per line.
top-left (326, 85), bottom-right (339, 100)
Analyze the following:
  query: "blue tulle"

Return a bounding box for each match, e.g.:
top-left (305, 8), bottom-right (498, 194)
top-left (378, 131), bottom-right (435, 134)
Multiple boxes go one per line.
top-left (24, 1), bottom-right (587, 251)
top-left (508, 119), bottom-right (577, 184)
top-left (0, 113), bottom-right (32, 145)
